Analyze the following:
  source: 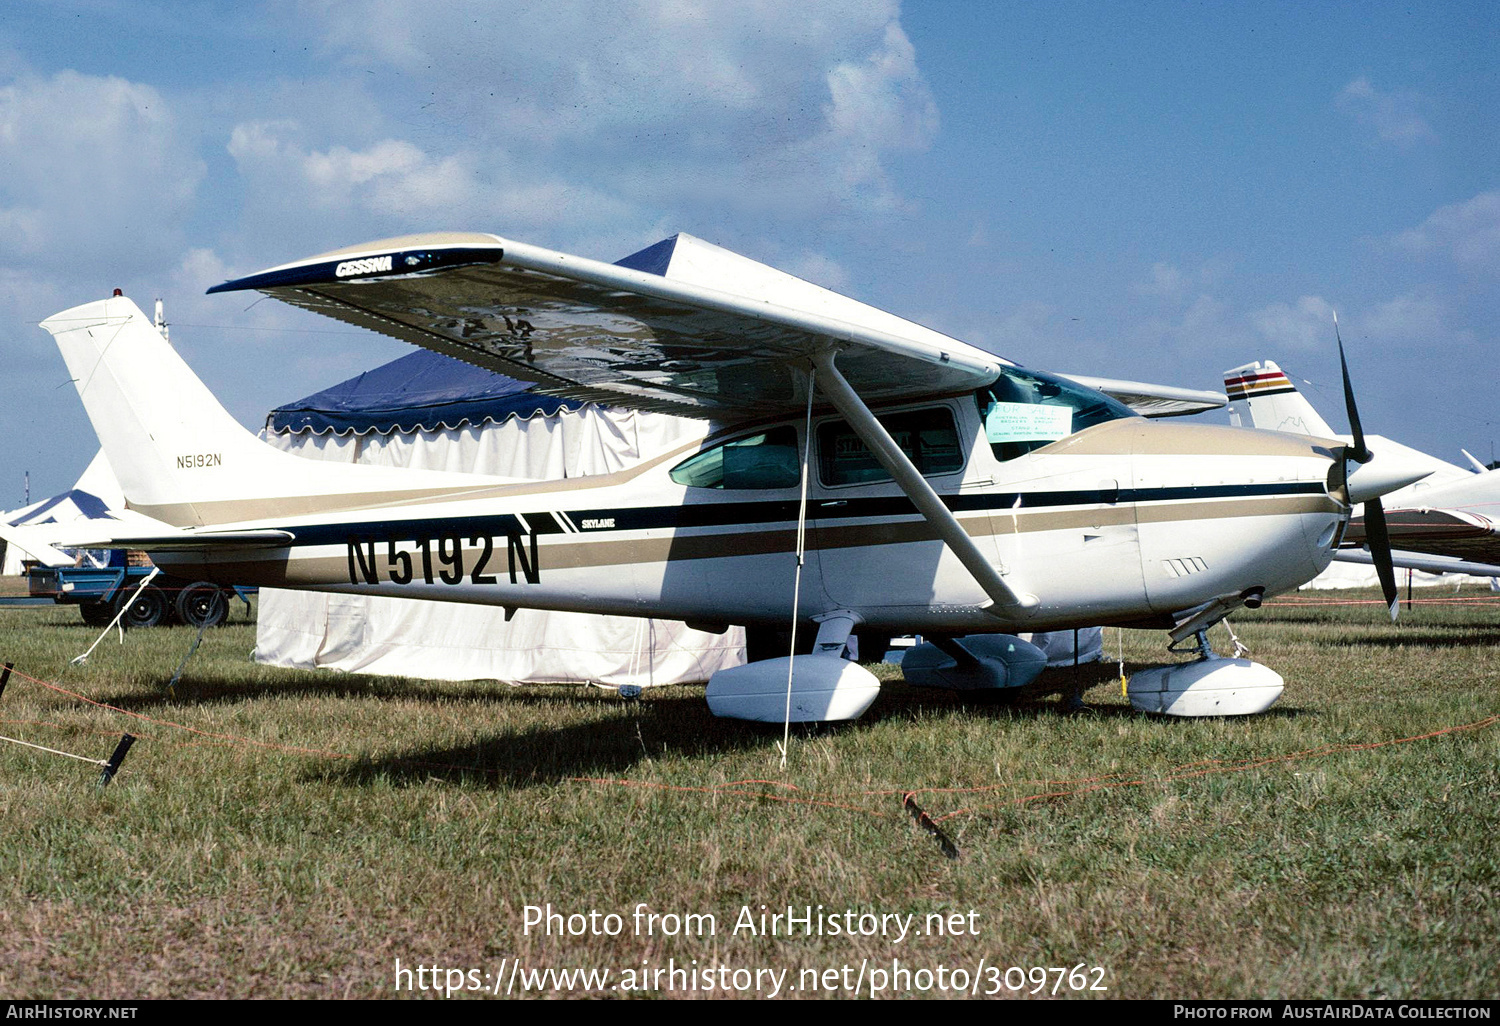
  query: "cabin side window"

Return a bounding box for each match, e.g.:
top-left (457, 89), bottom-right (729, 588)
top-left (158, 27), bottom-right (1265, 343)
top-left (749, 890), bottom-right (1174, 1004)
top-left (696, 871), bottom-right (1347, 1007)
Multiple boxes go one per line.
top-left (817, 407), bottom-right (963, 486)
top-left (975, 367), bottom-right (1136, 462)
top-left (668, 426), bottom-right (802, 489)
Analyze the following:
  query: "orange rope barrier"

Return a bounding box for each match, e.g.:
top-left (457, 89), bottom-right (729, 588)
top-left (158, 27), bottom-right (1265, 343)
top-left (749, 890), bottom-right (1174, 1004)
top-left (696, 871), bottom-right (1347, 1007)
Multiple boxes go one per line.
top-left (1266, 595), bottom-right (1500, 607)
top-left (9, 664), bottom-right (354, 761)
top-left (5, 660), bottom-right (1495, 840)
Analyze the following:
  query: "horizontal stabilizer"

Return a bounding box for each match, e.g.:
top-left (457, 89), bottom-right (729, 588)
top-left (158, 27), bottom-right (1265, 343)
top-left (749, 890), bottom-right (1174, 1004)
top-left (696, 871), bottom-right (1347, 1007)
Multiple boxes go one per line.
top-left (0, 511), bottom-right (294, 565)
top-left (0, 521), bottom-right (77, 567)
top-left (52, 528), bottom-right (296, 551)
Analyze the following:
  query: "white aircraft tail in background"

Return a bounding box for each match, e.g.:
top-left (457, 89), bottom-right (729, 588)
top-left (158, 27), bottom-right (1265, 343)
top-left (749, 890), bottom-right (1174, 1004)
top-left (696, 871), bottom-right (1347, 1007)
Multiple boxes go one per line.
top-left (1225, 359), bottom-right (1472, 497)
top-left (1225, 358), bottom-right (1500, 579)
top-left (1224, 360), bottom-right (1336, 438)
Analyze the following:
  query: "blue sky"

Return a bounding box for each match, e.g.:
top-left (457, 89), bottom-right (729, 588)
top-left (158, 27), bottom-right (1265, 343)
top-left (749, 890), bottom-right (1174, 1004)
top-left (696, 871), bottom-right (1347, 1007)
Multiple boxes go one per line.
top-left (2, 0), bottom-right (1496, 504)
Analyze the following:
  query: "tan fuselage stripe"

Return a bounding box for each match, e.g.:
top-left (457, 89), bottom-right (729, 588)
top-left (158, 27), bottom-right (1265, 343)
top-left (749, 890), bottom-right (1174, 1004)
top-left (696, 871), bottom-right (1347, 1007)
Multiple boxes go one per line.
top-left (132, 436), bottom-right (707, 526)
top-left (168, 493), bottom-right (1339, 587)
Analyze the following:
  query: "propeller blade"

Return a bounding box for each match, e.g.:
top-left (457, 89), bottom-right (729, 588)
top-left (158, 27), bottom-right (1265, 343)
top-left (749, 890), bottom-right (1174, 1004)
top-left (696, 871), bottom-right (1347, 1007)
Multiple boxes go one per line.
top-left (1333, 313), bottom-right (1397, 618)
top-left (1363, 497), bottom-right (1400, 620)
top-left (1335, 312), bottom-right (1372, 464)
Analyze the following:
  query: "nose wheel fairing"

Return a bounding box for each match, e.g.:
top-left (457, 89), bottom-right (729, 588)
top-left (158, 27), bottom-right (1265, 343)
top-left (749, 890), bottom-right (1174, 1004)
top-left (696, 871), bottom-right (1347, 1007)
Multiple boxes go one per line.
top-left (1126, 655), bottom-right (1285, 717)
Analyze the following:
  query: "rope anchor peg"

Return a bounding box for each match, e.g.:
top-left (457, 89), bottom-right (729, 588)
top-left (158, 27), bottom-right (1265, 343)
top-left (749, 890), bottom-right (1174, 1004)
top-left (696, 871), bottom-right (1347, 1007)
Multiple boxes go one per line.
top-left (904, 792), bottom-right (961, 860)
top-left (97, 734), bottom-right (137, 789)
top-left (0, 727), bottom-right (139, 789)
top-left (0, 662), bottom-right (138, 788)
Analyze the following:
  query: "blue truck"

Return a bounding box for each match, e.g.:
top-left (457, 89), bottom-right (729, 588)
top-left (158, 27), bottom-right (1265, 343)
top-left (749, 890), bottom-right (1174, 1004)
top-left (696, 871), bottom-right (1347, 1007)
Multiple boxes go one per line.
top-left (27, 549), bottom-right (248, 628)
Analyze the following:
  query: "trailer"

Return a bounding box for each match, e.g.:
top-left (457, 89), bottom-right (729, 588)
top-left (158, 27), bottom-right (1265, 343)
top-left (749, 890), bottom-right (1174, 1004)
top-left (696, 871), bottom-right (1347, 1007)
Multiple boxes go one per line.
top-left (27, 549), bottom-right (250, 628)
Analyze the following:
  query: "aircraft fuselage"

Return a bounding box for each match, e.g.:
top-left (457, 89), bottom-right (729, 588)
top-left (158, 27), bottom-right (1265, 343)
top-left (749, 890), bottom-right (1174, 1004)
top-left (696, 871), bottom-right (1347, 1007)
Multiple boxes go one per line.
top-left (146, 398), bottom-right (1346, 634)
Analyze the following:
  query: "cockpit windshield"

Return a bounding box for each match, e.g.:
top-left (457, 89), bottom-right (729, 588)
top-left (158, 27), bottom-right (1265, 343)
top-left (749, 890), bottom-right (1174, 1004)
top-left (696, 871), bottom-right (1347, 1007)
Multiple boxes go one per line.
top-left (975, 366), bottom-right (1137, 462)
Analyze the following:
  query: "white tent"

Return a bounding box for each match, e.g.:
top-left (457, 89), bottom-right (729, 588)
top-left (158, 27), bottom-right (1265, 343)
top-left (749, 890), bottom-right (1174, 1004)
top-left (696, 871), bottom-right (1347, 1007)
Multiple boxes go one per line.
top-left (2, 451), bottom-right (125, 574)
top-left (1299, 559), bottom-right (1495, 592)
top-left (253, 351), bottom-right (746, 686)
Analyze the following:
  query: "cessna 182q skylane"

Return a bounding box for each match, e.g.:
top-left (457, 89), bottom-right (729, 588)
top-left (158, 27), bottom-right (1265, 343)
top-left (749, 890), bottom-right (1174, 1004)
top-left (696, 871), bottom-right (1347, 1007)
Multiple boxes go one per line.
top-left (34, 232), bottom-right (1419, 720)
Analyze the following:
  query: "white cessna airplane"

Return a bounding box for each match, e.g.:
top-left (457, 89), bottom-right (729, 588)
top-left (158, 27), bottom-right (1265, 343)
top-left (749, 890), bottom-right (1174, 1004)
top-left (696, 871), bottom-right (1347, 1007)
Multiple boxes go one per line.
top-left (27, 232), bottom-right (1418, 719)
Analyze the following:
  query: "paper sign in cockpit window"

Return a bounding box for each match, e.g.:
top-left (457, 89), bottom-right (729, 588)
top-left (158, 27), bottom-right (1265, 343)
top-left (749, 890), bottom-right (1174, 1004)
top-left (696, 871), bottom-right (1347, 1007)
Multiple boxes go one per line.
top-left (984, 402), bottom-right (1073, 443)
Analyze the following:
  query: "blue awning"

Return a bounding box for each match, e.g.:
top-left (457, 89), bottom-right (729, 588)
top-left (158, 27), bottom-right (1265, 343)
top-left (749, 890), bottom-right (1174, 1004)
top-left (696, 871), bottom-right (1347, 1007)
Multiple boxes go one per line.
top-left (266, 348), bottom-right (582, 435)
top-left (265, 236), bottom-right (695, 436)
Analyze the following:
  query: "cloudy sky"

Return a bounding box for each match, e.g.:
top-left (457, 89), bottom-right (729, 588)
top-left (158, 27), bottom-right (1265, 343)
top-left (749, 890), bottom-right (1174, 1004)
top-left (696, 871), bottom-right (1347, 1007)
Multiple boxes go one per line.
top-left (2, 0), bottom-right (1496, 503)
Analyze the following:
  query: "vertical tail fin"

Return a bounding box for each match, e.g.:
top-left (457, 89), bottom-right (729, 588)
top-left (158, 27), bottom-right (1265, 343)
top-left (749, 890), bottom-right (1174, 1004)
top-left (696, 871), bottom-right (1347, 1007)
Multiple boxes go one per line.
top-left (42, 295), bottom-right (295, 526)
top-left (1223, 360), bottom-right (1336, 437)
top-left (41, 294), bottom-right (501, 528)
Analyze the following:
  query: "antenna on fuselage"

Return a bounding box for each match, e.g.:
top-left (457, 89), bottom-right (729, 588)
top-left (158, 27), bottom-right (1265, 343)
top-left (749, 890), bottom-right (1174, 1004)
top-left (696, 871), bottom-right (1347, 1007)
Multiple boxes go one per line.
top-left (154, 298), bottom-right (170, 346)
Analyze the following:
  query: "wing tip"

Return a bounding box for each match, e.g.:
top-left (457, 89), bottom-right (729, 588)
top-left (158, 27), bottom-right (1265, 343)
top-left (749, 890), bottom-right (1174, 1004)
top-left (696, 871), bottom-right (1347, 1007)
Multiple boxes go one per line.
top-left (207, 236), bottom-right (506, 295)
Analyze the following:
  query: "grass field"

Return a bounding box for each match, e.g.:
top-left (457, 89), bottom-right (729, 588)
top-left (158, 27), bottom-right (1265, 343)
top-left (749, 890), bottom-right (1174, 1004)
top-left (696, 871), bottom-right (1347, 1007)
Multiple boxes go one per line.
top-left (0, 588), bottom-right (1495, 1000)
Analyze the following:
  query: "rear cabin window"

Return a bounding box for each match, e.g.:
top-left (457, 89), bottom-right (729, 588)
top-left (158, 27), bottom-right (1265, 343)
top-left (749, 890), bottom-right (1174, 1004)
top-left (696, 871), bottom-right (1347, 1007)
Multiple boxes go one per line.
top-left (669, 427), bottom-right (801, 489)
top-left (817, 407), bottom-right (963, 486)
top-left (975, 367), bottom-right (1136, 462)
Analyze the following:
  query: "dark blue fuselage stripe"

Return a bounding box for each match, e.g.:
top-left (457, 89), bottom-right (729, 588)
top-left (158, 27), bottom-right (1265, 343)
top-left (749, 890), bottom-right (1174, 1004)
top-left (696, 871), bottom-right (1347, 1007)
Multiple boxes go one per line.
top-left (283, 481), bottom-right (1326, 546)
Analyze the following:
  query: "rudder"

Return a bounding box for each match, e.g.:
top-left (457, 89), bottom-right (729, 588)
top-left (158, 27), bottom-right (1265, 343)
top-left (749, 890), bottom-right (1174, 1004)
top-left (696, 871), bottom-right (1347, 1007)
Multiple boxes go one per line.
top-left (1223, 360), bottom-right (1336, 437)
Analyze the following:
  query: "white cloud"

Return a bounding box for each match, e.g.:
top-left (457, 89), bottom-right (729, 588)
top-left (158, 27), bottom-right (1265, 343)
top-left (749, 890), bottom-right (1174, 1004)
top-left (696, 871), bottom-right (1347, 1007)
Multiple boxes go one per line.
top-left (1152, 294), bottom-right (1242, 360)
top-left (783, 251), bottom-right (851, 292)
top-left (1335, 76), bottom-right (1435, 147)
top-left (1134, 258), bottom-right (1234, 302)
top-left (0, 71), bottom-right (204, 269)
top-left (818, 20), bottom-right (939, 206)
top-left (1250, 295), bottom-right (1337, 352)
top-left (227, 123), bottom-right (461, 216)
top-left (1247, 291), bottom-right (1450, 353)
top-left (1393, 191), bottom-right (1500, 274)
top-left (297, 0), bottom-right (936, 219)
top-left (1137, 262), bottom-right (1186, 298)
top-left (225, 120), bottom-right (636, 248)
top-left (1354, 291), bottom-right (1448, 345)
top-left (0, 267), bottom-right (73, 375)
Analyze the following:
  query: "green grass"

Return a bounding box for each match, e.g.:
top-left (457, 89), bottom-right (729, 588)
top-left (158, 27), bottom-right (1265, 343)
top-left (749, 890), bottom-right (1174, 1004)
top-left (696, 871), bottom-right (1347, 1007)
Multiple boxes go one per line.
top-left (0, 589), bottom-right (1495, 999)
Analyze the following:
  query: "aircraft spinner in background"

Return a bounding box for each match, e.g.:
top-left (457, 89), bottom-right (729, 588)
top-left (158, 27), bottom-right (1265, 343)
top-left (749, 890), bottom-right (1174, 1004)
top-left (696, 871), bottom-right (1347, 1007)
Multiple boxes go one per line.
top-left (20, 232), bottom-right (1420, 720)
top-left (1226, 358), bottom-right (1500, 582)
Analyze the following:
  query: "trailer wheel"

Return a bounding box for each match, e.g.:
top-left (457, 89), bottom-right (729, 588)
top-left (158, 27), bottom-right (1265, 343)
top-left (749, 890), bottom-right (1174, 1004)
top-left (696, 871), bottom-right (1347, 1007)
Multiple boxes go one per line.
top-left (175, 582), bottom-right (229, 628)
top-left (115, 586), bottom-right (168, 629)
top-left (79, 600), bottom-right (115, 627)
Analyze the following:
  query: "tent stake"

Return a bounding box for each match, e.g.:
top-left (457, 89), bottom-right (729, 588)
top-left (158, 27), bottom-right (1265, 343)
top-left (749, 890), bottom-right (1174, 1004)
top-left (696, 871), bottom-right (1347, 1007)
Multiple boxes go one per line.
top-left (903, 793), bottom-right (960, 860)
top-left (97, 734), bottom-right (137, 789)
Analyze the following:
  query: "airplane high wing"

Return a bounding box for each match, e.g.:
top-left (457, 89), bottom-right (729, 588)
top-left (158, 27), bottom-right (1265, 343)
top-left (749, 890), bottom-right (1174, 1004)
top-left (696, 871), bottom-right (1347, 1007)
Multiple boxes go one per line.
top-left (1340, 499), bottom-right (1500, 570)
top-left (33, 232), bottom-right (1416, 721)
top-left (1226, 359), bottom-right (1500, 577)
top-left (207, 232), bottom-right (1225, 421)
top-left (1056, 375), bottom-right (1225, 418)
top-left (207, 231), bottom-right (1003, 419)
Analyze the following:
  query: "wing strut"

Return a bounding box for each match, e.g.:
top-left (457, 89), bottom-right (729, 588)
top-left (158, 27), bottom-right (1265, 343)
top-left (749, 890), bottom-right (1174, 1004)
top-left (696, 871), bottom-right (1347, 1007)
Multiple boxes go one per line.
top-left (811, 350), bottom-right (1039, 621)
